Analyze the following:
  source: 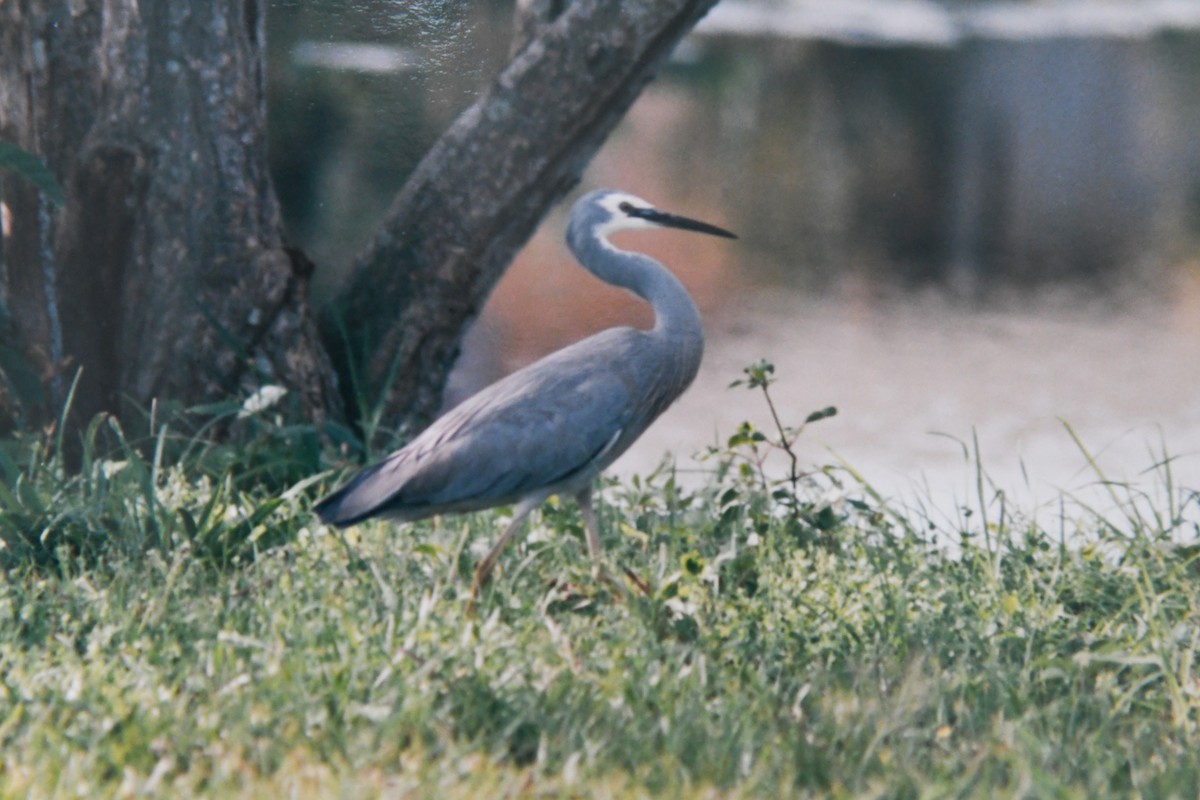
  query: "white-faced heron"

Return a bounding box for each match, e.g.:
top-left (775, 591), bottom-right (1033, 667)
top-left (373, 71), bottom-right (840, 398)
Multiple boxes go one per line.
top-left (314, 189), bottom-right (736, 593)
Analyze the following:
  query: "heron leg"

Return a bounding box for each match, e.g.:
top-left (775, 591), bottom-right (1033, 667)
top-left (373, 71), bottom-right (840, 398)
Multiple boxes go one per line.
top-left (575, 487), bottom-right (651, 597)
top-left (471, 495), bottom-right (542, 598)
top-left (576, 486), bottom-right (603, 561)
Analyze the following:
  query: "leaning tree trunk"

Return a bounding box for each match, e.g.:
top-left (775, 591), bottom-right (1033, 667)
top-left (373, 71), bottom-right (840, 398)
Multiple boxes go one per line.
top-left (0, 1), bottom-right (338, 430)
top-left (327, 0), bottom-right (721, 434)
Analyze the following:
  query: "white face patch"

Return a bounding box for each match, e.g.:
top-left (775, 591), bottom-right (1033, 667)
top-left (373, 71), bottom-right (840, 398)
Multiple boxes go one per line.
top-left (593, 191), bottom-right (658, 250)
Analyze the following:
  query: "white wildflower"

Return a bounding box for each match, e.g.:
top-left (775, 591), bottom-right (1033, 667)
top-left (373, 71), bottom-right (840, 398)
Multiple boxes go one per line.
top-left (238, 385), bottom-right (287, 418)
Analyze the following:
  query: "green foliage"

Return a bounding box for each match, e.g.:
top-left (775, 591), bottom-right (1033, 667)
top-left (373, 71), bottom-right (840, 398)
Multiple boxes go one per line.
top-left (0, 141), bottom-right (64, 207)
top-left (0, 384), bottom-right (325, 569)
top-left (0, 364), bottom-right (1198, 797)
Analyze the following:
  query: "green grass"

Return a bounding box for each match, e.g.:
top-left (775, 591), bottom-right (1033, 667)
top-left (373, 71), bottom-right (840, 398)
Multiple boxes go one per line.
top-left (1, 385), bottom-right (1200, 797)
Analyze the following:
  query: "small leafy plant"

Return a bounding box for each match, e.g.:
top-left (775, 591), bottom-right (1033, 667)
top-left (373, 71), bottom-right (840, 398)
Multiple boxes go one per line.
top-left (721, 358), bottom-right (840, 545)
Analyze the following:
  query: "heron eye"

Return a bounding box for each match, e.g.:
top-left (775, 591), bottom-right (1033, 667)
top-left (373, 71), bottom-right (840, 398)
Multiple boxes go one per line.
top-left (618, 201), bottom-right (635, 214)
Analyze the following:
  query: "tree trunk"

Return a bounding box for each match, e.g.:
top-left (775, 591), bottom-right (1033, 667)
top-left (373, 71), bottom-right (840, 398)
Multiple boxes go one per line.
top-left (1, 0), bottom-right (719, 438)
top-left (0, 0), bottom-right (338, 430)
top-left (327, 0), bottom-right (721, 435)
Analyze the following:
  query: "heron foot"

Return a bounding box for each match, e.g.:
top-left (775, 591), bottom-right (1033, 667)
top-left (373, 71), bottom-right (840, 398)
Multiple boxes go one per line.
top-left (471, 561), bottom-right (495, 600)
top-left (586, 563), bottom-right (651, 604)
top-left (621, 566), bottom-right (652, 596)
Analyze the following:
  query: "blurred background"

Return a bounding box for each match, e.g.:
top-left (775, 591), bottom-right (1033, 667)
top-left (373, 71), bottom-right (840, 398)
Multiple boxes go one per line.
top-left (266, 0), bottom-right (1200, 513)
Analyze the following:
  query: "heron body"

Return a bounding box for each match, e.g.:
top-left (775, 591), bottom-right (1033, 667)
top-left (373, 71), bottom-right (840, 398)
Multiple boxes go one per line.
top-left (314, 189), bottom-right (735, 589)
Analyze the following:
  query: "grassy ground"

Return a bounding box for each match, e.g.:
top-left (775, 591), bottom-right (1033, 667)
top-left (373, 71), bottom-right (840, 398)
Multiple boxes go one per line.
top-left (2, 383), bottom-right (1200, 798)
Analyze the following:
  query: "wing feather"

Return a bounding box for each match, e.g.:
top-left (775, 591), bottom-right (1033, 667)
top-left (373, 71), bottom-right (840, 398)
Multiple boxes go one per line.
top-left (315, 331), bottom-right (641, 527)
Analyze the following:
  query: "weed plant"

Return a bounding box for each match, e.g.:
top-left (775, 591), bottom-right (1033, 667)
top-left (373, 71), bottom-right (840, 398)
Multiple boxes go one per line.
top-left (1, 368), bottom-right (1199, 797)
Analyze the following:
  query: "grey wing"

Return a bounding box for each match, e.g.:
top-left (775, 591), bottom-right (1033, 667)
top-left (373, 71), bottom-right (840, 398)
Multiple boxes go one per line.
top-left (314, 363), bottom-right (635, 527)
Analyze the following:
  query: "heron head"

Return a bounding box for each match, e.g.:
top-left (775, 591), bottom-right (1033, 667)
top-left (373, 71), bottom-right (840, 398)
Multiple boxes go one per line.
top-left (578, 190), bottom-right (738, 245)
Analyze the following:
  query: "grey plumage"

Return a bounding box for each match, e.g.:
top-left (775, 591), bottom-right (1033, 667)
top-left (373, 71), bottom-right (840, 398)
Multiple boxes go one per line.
top-left (314, 189), bottom-right (735, 590)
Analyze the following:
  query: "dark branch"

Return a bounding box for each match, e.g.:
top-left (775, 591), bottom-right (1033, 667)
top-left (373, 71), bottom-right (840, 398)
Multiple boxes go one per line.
top-left (326, 0), bottom-right (721, 435)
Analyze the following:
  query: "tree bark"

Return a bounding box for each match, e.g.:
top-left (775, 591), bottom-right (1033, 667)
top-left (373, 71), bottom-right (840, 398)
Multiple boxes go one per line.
top-left (327, 0), bottom-right (721, 434)
top-left (0, 0), bottom-right (338, 429)
top-left (1, 0), bottom-right (718, 437)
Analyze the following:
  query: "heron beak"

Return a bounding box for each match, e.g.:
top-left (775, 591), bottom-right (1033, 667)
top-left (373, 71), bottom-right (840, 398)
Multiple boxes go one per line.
top-left (634, 207), bottom-right (738, 240)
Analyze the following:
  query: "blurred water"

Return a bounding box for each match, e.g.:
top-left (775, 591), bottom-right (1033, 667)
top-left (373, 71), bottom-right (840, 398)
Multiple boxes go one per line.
top-left (465, 200), bottom-right (1200, 523)
top-left (453, 68), bottom-right (1200, 519)
top-left (268, 2), bottom-right (1200, 522)
top-left (619, 285), bottom-right (1200, 523)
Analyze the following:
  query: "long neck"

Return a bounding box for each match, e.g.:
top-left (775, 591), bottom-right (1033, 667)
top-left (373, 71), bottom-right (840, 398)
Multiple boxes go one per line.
top-left (567, 225), bottom-right (704, 351)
